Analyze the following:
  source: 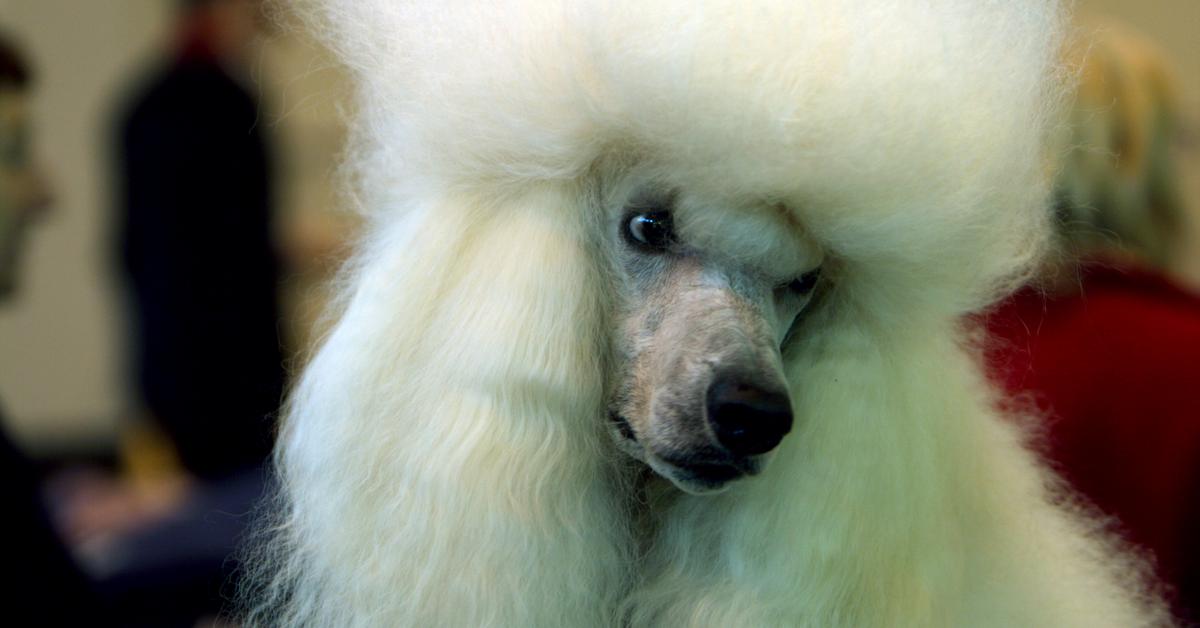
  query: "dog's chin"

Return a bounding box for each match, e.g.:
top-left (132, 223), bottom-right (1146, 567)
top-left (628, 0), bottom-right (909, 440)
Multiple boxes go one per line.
top-left (607, 416), bottom-right (766, 495)
top-left (645, 457), bottom-right (743, 495)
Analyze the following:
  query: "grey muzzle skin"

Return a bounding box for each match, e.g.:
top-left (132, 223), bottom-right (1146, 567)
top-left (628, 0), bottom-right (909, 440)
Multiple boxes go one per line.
top-left (608, 257), bottom-right (802, 495)
top-left (611, 366), bottom-right (794, 495)
top-left (650, 368), bottom-right (793, 495)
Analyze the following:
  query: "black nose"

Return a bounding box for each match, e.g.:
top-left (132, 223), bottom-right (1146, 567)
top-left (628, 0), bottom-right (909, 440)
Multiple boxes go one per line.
top-left (705, 377), bottom-right (793, 457)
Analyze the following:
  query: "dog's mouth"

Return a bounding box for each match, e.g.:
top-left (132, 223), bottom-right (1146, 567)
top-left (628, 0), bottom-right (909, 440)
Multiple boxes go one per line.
top-left (608, 413), bottom-right (765, 495)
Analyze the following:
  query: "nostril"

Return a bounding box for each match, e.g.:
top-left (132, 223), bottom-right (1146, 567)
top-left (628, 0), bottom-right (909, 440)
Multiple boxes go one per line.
top-left (706, 378), bottom-right (793, 457)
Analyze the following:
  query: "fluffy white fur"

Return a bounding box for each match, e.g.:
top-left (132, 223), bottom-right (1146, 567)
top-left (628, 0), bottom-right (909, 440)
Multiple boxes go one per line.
top-left (244, 1), bottom-right (1170, 626)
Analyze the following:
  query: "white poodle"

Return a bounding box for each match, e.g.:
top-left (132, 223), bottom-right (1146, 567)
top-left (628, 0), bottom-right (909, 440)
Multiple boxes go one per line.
top-left (244, 1), bottom-right (1170, 625)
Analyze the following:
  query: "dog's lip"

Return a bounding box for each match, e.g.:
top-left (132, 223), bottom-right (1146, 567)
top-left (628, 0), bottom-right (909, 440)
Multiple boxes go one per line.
top-left (660, 452), bottom-right (762, 479)
top-left (648, 457), bottom-right (744, 495)
top-left (650, 451), bottom-right (765, 495)
top-left (608, 413), bottom-right (767, 489)
top-left (677, 461), bottom-right (745, 484)
top-left (607, 412), bottom-right (766, 494)
top-left (608, 413), bottom-right (651, 464)
top-left (609, 412), bottom-right (636, 442)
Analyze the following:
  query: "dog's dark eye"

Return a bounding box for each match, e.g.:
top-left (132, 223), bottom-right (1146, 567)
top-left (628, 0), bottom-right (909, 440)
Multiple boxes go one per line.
top-left (623, 211), bottom-right (674, 250)
top-left (787, 268), bottom-right (821, 295)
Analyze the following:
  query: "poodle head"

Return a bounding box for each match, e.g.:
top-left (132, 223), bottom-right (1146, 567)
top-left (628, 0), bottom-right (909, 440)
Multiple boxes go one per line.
top-left (600, 181), bottom-right (825, 493)
top-left (299, 0), bottom-right (1064, 495)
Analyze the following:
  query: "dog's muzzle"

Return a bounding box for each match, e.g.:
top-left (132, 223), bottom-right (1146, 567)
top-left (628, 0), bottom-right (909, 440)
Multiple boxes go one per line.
top-left (610, 375), bottom-right (793, 495)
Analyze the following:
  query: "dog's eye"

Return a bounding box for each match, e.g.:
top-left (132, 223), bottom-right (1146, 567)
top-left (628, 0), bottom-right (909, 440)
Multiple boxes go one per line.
top-left (787, 268), bottom-right (821, 295)
top-left (623, 211), bottom-right (674, 250)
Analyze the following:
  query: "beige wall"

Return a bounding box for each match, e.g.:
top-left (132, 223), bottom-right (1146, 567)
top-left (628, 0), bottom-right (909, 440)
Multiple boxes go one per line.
top-left (1081, 0), bottom-right (1199, 108)
top-left (0, 1), bottom-right (349, 449)
top-left (0, 0), bottom-right (169, 447)
top-left (0, 1), bottom-right (1196, 449)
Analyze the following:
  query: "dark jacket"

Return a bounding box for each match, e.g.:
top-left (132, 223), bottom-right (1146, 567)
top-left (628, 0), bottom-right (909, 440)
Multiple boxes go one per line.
top-left (115, 54), bottom-right (284, 479)
top-left (0, 403), bottom-right (109, 626)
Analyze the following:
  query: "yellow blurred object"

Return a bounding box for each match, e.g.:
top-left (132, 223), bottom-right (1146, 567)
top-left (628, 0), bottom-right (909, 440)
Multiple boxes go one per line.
top-left (1055, 17), bottom-right (1188, 268)
top-left (119, 418), bottom-right (184, 488)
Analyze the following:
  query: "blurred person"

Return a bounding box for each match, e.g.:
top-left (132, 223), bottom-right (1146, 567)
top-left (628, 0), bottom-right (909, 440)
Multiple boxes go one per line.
top-left (987, 18), bottom-right (1200, 624)
top-left (60, 0), bottom-right (283, 623)
top-left (0, 41), bottom-right (49, 300)
top-left (115, 0), bottom-right (282, 480)
top-left (0, 30), bottom-right (112, 627)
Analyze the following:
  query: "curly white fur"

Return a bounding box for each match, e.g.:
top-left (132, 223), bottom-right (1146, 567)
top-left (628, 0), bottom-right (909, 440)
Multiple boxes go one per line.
top-left (243, 1), bottom-right (1171, 626)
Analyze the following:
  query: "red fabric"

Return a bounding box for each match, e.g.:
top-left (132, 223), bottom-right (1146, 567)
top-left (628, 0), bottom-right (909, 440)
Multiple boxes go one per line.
top-left (986, 263), bottom-right (1200, 622)
top-left (175, 13), bottom-right (222, 62)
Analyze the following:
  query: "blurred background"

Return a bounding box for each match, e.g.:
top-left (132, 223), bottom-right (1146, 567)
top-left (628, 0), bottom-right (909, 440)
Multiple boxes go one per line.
top-left (0, 0), bottom-right (352, 451)
top-left (0, 0), bottom-right (1196, 625)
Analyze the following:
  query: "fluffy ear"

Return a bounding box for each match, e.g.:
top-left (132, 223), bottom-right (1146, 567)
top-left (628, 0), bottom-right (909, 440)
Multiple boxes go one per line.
top-left (256, 183), bottom-right (633, 626)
